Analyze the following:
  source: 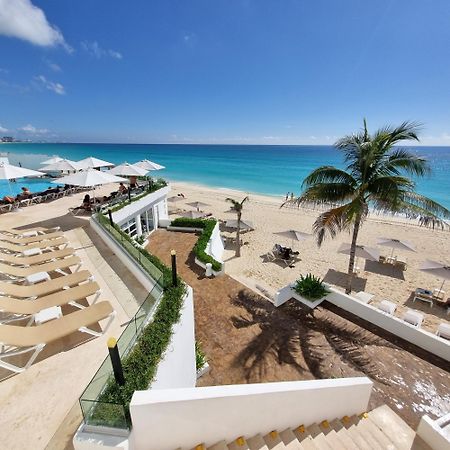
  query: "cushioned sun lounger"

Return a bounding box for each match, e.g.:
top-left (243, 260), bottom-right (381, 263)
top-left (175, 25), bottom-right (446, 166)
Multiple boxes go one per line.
top-left (0, 226), bottom-right (61, 237)
top-left (0, 270), bottom-right (92, 299)
top-left (0, 256), bottom-right (81, 279)
top-left (0, 231), bottom-right (64, 245)
top-left (0, 301), bottom-right (115, 373)
top-left (0, 247), bottom-right (74, 266)
top-left (0, 281), bottom-right (101, 324)
top-left (0, 237), bottom-right (68, 254)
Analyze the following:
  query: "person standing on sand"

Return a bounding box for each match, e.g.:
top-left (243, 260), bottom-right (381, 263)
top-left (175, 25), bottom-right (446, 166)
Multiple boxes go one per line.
top-left (285, 192), bottom-right (289, 200)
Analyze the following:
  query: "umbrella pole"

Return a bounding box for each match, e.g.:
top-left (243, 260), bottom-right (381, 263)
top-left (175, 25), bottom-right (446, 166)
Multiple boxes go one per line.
top-left (439, 279), bottom-right (445, 294)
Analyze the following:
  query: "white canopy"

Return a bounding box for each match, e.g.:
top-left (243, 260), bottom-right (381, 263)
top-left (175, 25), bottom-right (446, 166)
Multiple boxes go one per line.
top-left (377, 237), bottom-right (416, 254)
top-left (40, 156), bottom-right (63, 165)
top-left (134, 159), bottom-right (165, 171)
top-left (180, 211), bottom-right (207, 219)
top-left (274, 230), bottom-right (311, 242)
top-left (420, 259), bottom-right (450, 293)
top-left (225, 219), bottom-right (254, 230)
top-left (109, 162), bottom-right (148, 177)
top-left (52, 168), bottom-right (127, 187)
top-left (77, 157), bottom-right (114, 170)
top-left (186, 201), bottom-right (210, 211)
top-left (41, 159), bottom-right (81, 172)
top-left (0, 162), bottom-right (45, 180)
top-left (337, 243), bottom-right (380, 261)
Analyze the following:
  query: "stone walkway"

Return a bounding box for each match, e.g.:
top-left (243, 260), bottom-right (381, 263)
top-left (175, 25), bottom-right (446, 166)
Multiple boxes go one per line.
top-left (147, 229), bottom-right (450, 429)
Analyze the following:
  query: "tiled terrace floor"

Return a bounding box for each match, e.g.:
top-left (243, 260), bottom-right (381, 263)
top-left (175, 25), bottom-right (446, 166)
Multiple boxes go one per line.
top-left (147, 229), bottom-right (450, 429)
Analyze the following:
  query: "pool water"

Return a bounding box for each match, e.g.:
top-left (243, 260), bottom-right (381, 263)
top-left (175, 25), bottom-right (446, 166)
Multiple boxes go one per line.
top-left (0, 178), bottom-right (63, 198)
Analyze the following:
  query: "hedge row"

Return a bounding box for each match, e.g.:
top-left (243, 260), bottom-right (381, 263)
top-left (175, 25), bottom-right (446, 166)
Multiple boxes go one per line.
top-left (170, 217), bottom-right (222, 272)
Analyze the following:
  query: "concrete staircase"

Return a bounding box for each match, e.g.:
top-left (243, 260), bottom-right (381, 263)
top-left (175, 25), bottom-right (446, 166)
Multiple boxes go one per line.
top-left (189, 405), bottom-right (433, 450)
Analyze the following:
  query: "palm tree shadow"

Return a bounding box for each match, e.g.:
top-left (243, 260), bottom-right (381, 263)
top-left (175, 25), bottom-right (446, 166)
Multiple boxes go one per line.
top-left (230, 289), bottom-right (393, 384)
top-left (323, 268), bottom-right (367, 291)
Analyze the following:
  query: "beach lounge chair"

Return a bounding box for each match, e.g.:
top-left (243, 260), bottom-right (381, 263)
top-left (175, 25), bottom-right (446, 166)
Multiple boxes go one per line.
top-left (0, 255), bottom-right (81, 280)
top-left (0, 301), bottom-right (115, 373)
top-left (402, 309), bottom-right (424, 328)
top-left (0, 247), bottom-right (74, 266)
top-left (0, 231), bottom-right (64, 245)
top-left (436, 323), bottom-right (450, 340)
top-left (433, 288), bottom-right (446, 300)
top-left (0, 226), bottom-right (61, 237)
top-left (0, 237), bottom-right (68, 254)
top-left (353, 291), bottom-right (375, 304)
top-left (378, 300), bottom-right (397, 315)
top-left (0, 269), bottom-right (93, 299)
top-left (413, 288), bottom-right (434, 307)
top-left (0, 281), bottom-right (101, 324)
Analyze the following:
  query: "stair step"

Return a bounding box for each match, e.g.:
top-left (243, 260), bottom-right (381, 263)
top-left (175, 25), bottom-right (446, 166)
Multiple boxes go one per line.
top-left (208, 441), bottom-right (228, 450)
top-left (292, 426), bottom-right (318, 450)
top-left (279, 428), bottom-right (303, 449)
top-left (263, 431), bottom-right (286, 449)
top-left (191, 445), bottom-right (206, 450)
top-left (228, 437), bottom-right (250, 450)
top-left (368, 405), bottom-right (416, 450)
top-left (247, 434), bottom-right (269, 450)
top-left (305, 424), bottom-right (333, 450)
top-left (329, 422), bottom-right (360, 450)
top-left (341, 416), bottom-right (377, 449)
top-left (357, 413), bottom-right (396, 449)
top-left (316, 423), bottom-right (346, 450)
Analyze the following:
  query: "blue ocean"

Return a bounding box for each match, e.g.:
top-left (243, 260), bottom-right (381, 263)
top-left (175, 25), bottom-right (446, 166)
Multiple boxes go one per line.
top-left (1, 143), bottom-right (449, 209)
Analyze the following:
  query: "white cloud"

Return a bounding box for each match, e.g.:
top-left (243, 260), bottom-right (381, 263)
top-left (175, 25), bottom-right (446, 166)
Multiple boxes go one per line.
top-left (0, 0), bottom-right (72, 52)
top-left (19, 124), bottom-right (49, 134)
top-left (0, 124), bottom-right (8, 133)
top-left (81, 41), bottom-right (123, 59)
top-left (44, 58), bottom-right (61, 72)
top-left (34, 75), bottom-right (65, 95)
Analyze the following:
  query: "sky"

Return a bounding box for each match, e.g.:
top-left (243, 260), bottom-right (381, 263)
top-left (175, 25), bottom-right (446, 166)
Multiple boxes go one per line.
top-left (0, 0), bottom-right (450, 145)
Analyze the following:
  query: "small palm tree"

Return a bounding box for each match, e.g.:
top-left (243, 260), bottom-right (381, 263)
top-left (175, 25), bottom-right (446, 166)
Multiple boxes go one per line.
top-left (283, 120), bottom-right (449, 293)
top-left (226, 196), bottom-right (249, 257)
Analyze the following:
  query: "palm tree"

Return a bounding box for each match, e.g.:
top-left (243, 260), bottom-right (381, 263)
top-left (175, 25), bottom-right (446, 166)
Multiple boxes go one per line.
top-left (283, 120), bottom-right (450, 293)
top-left (226, 196), bottom-right (249, 257)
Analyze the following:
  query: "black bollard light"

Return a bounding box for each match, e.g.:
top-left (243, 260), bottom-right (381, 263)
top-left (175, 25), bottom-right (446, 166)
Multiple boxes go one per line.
top-left (108, 209), bottom-right (113, 226)
top-left (128, 189), bottom-right (131, 202)
top-left (171, 249), bottom-right (178, 287)
top-left (107, 337), bottom-right (125, 386)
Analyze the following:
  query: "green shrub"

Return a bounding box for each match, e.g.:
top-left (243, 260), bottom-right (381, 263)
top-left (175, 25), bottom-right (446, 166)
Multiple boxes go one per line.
top-left (195, 341), bottom-right (208, 370)
top-left (293, 274), bottom-right (329, 300)
top-left (170, 218), bottom-right (222, 272)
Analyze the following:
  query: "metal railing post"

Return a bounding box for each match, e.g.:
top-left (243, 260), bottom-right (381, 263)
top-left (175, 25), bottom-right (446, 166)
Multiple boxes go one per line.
top-left (171, 249), bottom-right (178, 287)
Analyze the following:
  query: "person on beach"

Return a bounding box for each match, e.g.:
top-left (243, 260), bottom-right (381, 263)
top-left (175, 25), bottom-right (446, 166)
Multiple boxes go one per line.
top-left (118, 182), bottom-right (127, 194)
top-left (17, 187), bottom-right (31, 200)
top-left (285, 192), bottom-right (289, 200)
top-left (290, 192), bottom-right (294, 200)
top-left (129, 176), bottom-right (139, 189)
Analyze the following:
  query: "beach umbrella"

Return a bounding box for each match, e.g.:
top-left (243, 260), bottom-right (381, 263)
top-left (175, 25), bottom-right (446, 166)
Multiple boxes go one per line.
top-left (179, 211), bottom-right (207, 219)
top-left (40, 156), bottom-right (63, 165)
top-left (186, 201), bottom-right (210, 211)
top-left (41, 159), bottom-right (81, 172)
top-left (337, 243), bottom-right (380, 261)
top-left (419, 260), bottom-right (450, 293)
top-left (0, 162), bottom-right (45, 180)
top-left (377, 237), bottom-right (416, 257)
top-left (274, 229), bottom-right (311, 249)
top-left (225, 219), bottom-right (254, 231)
top-left (77, 156), bottom-right (114, 170)
top-left (109, 162), bottom-right (148, 177)
top-left (134, 159), bottom-right (165, 171)
top-left (167, 196), bottom-right (184, 203)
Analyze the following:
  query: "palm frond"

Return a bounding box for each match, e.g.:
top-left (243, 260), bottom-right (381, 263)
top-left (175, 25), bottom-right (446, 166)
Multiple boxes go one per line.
top-left (401, 191), bottom-right (450, 219)
top-left (379, 148), bottom-right (430, 177)
top-left (368, 175), bottom-right (415, 199)
top-left (299, 183), bottom-right (356, 204)
top-left (302, 166), bottom-right (357, 188)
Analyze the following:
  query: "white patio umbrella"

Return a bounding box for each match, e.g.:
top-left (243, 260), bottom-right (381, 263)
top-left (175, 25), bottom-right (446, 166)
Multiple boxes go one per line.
top-left (134, 159), bottom-right (165, 171)
top-left (338, 243), bottom-right (380, 261)
top-left (41, 159), bottom-right (81, 172)
top-left (40, 156), bottom-right (63, 165)
top-left (419, 260), bottom-right (450, 293)
top-left (167, 196), bottom-right (184, 203)
top-left (109, 162), bottom-right (148, 177)
top-left (52, 168), bottom-right (127, 202)
top-left (274, 229), bottom-right (311, 249)
top-left (180, 211), bottom-right (207, 219)
top-left (377, 237), bottom-right (416, 257)
top-left (77, 156), bottom-right (114, 170)
top-left (225, 219), bottom-right (254, 231)
top-left (186, 201), bottom-right (210, 211)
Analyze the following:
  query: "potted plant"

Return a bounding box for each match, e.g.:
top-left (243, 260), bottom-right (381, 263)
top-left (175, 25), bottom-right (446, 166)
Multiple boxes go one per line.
top-left (293, 274), bottom-right (330, 302)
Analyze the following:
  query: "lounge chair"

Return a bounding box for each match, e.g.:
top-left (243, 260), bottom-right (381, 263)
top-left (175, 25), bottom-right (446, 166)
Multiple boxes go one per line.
top-left (0, 226), bottom-right (60, 237)
top-left (0, 269), bottom-right (93, 299)
top-left (0, 255), bottom-right (81, 281)
top-left (378, 300), bottom-right (397, 315)
top-left (433, 288), bottom-right (446, 300)
top-left (0, 237), bottom-right (68, 254)
top-left (0, 231), bottom-right (64, 245)
top-left (402, 309), bottom-right (424, 328)
top-left (0, 301), bottom-right (115, 373)
top-left (353, 291), bottom-right (375, 304)
top-left (0, 247), bottom-right (74, 266)
top-left (0, 281), bottom-right (101, 324)
top-left (436, 323), bottom-right (450, 340)
top-left (413, 288), bottom-right (434, 307)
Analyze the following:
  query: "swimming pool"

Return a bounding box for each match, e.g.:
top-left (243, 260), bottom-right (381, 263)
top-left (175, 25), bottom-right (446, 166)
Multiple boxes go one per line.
top-left (0, 178), bottom-right (63, 198)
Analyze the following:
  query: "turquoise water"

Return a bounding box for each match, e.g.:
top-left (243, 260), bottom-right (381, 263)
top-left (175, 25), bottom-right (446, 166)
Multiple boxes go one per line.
top-left (1, 143), bottom-right (449, 208)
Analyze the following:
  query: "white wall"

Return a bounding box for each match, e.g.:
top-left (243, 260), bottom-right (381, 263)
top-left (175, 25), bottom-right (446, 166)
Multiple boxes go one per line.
top-left (417, 414), bottom-right (450, 450)
top-left (130, 377), bottom-right (373, 450)
top-left (326, 288), bottom-right (450, 362)
top-left (149, 286), bottom-right (197, 390)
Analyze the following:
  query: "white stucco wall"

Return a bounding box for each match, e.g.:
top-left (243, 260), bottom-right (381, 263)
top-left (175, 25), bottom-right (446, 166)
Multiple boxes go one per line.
top-left (130, 378), bottom-right (372, 450)
top-left (417, 414), bottom-right (450, 450)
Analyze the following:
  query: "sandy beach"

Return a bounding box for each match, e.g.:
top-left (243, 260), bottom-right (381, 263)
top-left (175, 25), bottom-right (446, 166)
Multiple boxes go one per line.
top-left (170, 181), bottom-right (450, 333)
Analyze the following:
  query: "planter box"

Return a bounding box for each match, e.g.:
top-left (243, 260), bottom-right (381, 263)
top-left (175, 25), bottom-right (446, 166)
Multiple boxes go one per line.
top-left (196, 362), bottom-right (210, 379)
top-left (275, 283), bottom-right (329, 308)
top-left (194, 257), bottom-right (224, 277)
top-left (166, 226), bottom-right (203, 233)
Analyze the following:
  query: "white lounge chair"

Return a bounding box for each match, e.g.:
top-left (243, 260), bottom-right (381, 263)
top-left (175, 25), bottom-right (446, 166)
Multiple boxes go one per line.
top-left (378, 300), bottom-right (397, 315)
top-left (436, 323), bottom-right (450, 340)
top-left (0, 231), bottom-right (64, 245)
top-left (0, 237), bottom-right (68, 254)
top-left (402, 309), bottom-right (424, 328)
top-left (0, 226), bottom-right (60, 237)
top-left (0, 247), bottom-right (75, 266)
top-left (353, 291), bottom-right (375, 304)
top-left (0, 301), bottom-right (115, 373)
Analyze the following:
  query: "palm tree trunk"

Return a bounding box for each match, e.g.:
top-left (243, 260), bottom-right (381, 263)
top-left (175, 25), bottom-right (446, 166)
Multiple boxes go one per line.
top-left (236, 211), bottom-right (241, 257)
top-left (346, 214), bottom-right (362, 294)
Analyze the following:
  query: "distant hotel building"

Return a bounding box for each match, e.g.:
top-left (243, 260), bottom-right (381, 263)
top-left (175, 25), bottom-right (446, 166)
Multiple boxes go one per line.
top-left (1, 136), bottom-right (14, 142)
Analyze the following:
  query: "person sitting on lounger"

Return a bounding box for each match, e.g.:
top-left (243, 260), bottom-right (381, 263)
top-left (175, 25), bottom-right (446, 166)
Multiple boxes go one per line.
top-left (118, 182), bottom-right (127, 194)
top-left (129, 176), bottom-right (139, 189)
top-left (80, 194), bottom-right (93, 211)
top-left (16, 187), bottom-right (31, 201)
